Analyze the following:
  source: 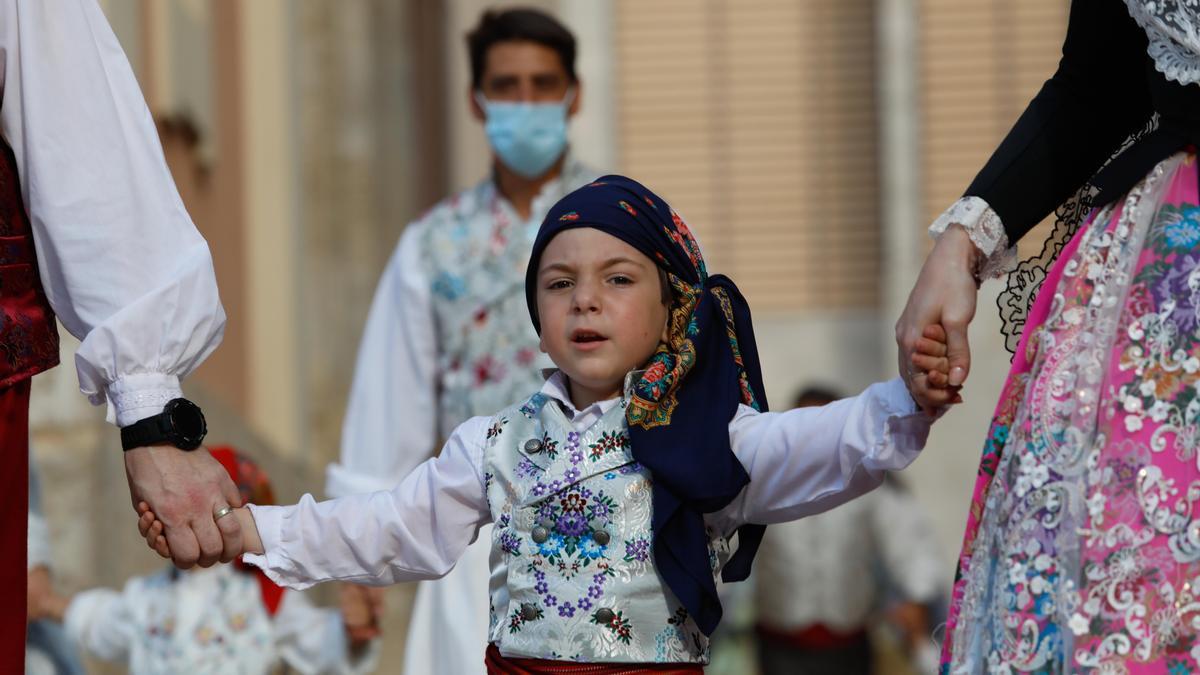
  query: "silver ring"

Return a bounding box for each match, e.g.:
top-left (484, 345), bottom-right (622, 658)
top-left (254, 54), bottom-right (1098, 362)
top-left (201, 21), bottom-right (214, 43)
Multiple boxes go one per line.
top-left (213, 505), bottom-right (235, 521)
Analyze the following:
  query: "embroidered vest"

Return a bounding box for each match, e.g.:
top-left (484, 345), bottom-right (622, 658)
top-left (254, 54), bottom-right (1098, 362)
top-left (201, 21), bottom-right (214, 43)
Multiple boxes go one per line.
top-left (421, 187), bottom-right (545, 435)
top-left (0, 136), bottom-right (58, 389)
top-left (483, 391), bottom-right (732, 664)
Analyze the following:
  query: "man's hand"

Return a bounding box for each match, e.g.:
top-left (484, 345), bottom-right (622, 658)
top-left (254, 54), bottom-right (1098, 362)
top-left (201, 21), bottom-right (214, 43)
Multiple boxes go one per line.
top-left (896, 224), bottom-right (981, 414)
top-left (125, 445), bottom-right (243, 568)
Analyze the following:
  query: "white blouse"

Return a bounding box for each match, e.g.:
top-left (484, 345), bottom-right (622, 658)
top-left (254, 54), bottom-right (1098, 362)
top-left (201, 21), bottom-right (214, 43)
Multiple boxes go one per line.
top-left (245, 375), bottom-right (933, 591)
top-left (0, 0), bottom-right (224, 425)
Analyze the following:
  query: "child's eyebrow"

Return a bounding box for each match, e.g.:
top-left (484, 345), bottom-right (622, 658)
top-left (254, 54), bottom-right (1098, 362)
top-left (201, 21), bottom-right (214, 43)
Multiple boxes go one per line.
top-left (539, 261), bottom-right (575, 275)
top-left (600, 256), bottom-right (646, 269)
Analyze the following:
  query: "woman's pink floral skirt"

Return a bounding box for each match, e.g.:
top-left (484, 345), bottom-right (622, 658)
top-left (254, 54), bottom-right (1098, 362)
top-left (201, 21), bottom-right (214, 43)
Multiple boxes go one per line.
top-left (942, 153), bottom-right (1200, 674)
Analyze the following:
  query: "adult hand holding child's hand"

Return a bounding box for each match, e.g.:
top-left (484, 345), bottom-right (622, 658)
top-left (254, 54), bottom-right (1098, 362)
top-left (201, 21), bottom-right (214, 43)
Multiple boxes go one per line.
top-left (896, 224), bottom-right (981, 414)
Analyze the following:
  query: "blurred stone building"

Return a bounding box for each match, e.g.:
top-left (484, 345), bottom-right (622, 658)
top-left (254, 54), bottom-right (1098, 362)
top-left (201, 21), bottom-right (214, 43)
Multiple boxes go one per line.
top-left (28, 1), bottom-right (1069, 672)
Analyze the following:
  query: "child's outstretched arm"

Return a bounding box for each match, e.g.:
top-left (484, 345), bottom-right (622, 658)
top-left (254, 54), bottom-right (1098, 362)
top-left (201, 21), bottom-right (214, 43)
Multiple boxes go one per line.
top-left (714, 378), bottom-right (933, 530)
top-left (138, 417), bottom-right (493, 590)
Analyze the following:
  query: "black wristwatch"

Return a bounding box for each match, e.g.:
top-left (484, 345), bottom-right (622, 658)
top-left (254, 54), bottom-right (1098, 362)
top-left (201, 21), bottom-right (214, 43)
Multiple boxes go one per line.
top-left (120, 398), bottom-right (208, 451)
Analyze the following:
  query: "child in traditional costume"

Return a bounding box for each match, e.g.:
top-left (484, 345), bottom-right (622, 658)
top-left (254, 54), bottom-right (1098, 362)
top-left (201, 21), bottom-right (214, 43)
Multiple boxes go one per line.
top-left (141, 176), bottom-right (942, 673)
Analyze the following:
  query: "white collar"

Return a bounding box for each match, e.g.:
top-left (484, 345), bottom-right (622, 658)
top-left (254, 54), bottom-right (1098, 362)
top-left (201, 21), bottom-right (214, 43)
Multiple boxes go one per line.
top-left (537, 368), bottom-right (645, 419)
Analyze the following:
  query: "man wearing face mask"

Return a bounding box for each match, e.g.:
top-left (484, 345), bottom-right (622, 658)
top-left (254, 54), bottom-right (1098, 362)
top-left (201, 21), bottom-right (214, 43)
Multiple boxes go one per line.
top-left (323, 8), bottom-right (597, 675)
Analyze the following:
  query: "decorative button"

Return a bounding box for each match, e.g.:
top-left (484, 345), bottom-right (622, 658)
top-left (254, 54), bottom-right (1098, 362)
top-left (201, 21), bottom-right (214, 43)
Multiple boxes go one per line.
top-left (592, 529), bottom-right (610, 545)
top-left (521, 603), bottom-right (539, 621)
top-left (532, 526), bottom-right (549, 543)
top-left (524, 438), bottom-right (543, 454)
top-left (594, 608), bottom-right (615, 624)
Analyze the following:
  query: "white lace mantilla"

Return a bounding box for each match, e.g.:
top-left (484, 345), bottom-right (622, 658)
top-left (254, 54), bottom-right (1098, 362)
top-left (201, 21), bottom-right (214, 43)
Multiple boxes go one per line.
top-left (1125, 0), bottom-right (1200, 86)
top-left (928, 196), bottom-right (1017, 280)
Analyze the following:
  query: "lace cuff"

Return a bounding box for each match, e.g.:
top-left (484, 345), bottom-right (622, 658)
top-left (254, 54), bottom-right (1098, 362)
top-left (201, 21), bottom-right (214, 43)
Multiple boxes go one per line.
top-left (928, 196), bottom-right (1018, 280)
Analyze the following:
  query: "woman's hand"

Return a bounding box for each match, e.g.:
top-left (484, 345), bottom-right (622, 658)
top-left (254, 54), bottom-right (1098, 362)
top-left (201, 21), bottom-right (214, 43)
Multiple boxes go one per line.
top-left (896, 225), bottom-right (982, 413)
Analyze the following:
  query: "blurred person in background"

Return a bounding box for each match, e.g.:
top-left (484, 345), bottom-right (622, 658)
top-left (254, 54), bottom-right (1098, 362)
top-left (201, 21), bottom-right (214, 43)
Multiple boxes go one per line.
top-left (1, 1), bottom-right (243, 669)
top-left (752, 387), bottom-right (943, 675)
top-left (27, 447), bottom-right (381, 675)
top-left (322, 7), bottom-right (600, 674)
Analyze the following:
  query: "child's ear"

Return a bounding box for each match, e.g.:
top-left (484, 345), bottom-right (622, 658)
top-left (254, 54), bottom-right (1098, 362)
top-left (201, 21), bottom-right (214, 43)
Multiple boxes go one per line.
top-left (539, 334), bottom-right (548, 353)
top-left (660, 316), bottom-right (670, 343)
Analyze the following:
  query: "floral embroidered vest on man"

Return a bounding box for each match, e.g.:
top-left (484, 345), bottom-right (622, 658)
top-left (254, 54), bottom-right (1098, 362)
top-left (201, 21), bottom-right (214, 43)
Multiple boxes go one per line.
top-left (482, 387), bottom-right (733, 664)
top-left (418, 162), bottom-right (596, 436)
top-left (0, 136), bottom-right (58, 389)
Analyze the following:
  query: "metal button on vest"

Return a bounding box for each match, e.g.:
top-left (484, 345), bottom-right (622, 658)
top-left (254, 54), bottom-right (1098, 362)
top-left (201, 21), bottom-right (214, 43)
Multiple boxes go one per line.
top-left (531, 526), bottom-right (549, 543)
top-left (594, 608), bottom-right (615, 624)
top-left (524, 438), bottom-right (543, 454)
top-left (521, 603), bottom-right (539, 621)
top-left (592, 529), bottom-right (610, 546)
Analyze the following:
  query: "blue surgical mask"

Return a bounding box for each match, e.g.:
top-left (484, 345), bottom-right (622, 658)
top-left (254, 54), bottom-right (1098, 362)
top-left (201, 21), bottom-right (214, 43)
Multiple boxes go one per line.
top-left (477, 89), bottom-right (574, 179)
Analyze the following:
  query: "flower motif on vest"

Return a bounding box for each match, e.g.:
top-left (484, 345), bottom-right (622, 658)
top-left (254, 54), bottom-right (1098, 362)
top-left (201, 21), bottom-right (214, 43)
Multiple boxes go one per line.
top-left (483, 390), bottom-right (732, 664)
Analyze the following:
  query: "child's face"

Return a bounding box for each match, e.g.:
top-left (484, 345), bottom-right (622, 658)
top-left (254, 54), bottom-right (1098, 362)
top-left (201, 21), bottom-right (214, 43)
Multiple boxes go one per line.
top-left (536, 228), bottom-right (670, 406)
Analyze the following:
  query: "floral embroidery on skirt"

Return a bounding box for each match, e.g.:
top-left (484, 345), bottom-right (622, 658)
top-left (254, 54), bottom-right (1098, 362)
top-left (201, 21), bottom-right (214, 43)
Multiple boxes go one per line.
top-left (942, 153), bottom-right (1200, 674)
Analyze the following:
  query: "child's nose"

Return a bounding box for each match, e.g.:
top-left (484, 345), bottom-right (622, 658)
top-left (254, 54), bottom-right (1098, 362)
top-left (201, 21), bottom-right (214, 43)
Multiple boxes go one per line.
top-left (571, 284), bottom-right (600, 313)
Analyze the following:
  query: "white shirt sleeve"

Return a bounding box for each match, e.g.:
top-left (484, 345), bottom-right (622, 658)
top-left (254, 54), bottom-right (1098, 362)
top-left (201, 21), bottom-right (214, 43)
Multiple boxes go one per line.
top-left (0, 0), bottom-right (225, 426)
top-left (713, 378), bottom-right (933, 531)
top-left (245, 416), bottom-right (492, 589)
top-left (272, 591), bottom-right (381, 675)
top-left (62, 584), bottom-right (138, 663)
top-left (325, 225), bottom-right (437, 497)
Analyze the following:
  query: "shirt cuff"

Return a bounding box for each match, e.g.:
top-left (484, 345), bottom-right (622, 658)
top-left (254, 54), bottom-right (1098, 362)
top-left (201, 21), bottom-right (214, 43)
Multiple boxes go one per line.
top-left (103, 373), bottom-right (182, 427)
top-left (242, 503), bottom-right (319, 591)
top-left (928, 196), bottom-right (1018, 280)
top-left (872, 378), bottom-right (935, 470)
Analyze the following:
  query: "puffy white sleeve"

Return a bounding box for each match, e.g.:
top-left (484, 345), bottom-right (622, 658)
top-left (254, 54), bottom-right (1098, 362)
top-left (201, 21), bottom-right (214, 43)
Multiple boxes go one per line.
top-left (712, 378), bottom-right (933, 532)
top-left (0, 0), bottom-right (225, 426)
top-left (244, 416), bottom-right (493, 589)
top-left (62, 584), bottom-right (138, 663)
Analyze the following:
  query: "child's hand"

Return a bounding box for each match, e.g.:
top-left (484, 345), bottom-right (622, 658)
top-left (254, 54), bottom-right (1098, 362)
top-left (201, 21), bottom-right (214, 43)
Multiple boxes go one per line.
top-left (906, 324), bottom-right (963, 413)
top-left (138, 501), bottom-right (265, 560)
top-left (138, 502), bottom-right (173, 559)
top-left (339, 583), bottom-right (384, 646)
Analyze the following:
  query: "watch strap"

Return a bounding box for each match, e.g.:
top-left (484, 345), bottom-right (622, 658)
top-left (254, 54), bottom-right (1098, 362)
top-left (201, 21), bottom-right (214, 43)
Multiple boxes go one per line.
top-left (121, 413), bottom-right (170, 451)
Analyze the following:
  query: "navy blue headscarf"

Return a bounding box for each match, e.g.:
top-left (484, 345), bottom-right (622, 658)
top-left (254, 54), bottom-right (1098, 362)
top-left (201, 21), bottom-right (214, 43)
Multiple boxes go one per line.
top-left (524, 175), bottom-right (768, 635)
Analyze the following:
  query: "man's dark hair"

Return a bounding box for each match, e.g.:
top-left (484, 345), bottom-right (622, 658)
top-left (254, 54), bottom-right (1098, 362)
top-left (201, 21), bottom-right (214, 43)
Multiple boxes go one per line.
top-left (467, 8), bottom-right (577, 90)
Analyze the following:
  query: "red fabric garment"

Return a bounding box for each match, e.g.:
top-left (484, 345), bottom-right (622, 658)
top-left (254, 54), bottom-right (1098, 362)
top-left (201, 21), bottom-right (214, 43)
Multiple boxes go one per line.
top-left (754, 622), bottom-right (870, 650)
top-left (0, 136), bottom-right (59, 388)
top-left (0, 380), bottom-right (31, 673)
top-left (484, 644), bottom-right (704, 674)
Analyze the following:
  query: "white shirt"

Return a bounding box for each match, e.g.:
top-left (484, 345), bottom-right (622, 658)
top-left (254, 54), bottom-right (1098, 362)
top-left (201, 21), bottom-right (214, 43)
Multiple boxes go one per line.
top-left (0, 0), bottom-right (224, 425)
top-left (324, 160), bottom-right (596, 498)
top-left (753, 482), bottom-right (944, 632)
top-left (64, 564), bottom-right (379, 675)
top-left (247, 375), bottom-right (933, 591)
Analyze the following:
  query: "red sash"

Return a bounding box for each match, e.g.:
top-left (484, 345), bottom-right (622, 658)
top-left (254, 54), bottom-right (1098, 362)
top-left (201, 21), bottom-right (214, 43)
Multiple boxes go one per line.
top-left (484, 644), bottom-right (704, 674)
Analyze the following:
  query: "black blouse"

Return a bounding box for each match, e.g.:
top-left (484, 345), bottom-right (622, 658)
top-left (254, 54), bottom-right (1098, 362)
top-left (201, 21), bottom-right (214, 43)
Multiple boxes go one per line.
top-left (962, 0), bottom-right (1168, 244)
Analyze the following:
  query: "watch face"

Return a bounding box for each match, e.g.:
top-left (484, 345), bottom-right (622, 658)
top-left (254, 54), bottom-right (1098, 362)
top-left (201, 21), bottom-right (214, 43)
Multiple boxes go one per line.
top-left (167, 399), bottom-right (207, 448)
